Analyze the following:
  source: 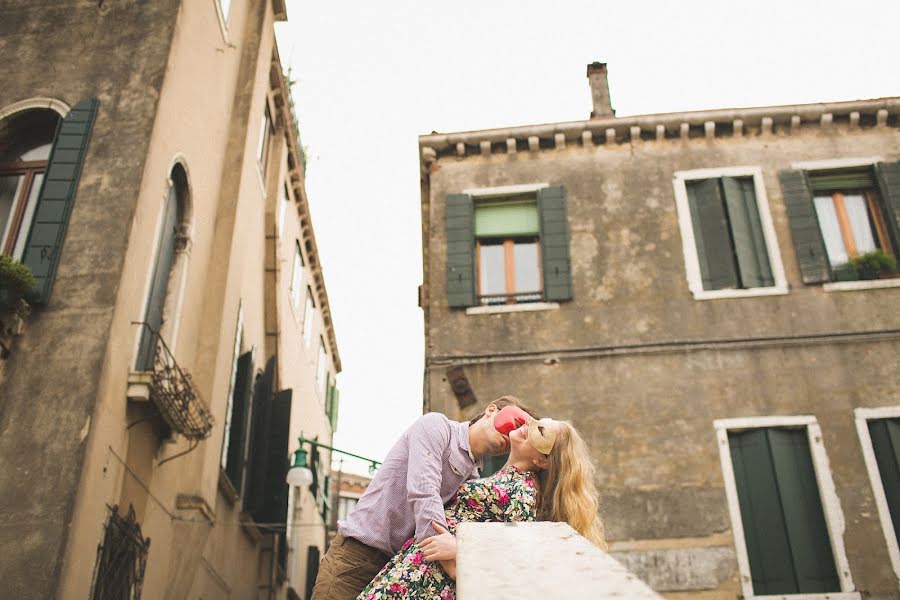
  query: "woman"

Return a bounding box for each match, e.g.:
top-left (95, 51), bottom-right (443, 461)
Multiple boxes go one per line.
top-left (357, 418), bottom-right (605, 600)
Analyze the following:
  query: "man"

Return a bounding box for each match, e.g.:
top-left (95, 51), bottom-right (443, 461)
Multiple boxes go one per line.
top-left (310, 396), bottom-right (534, 600)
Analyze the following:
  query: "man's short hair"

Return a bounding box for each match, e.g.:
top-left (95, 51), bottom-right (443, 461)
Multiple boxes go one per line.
top-left (469, 395), bottom-right (539, 425)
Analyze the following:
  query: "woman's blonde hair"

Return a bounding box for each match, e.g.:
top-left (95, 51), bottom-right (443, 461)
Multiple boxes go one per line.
top-left (534, 421), bottom-right (606, 549)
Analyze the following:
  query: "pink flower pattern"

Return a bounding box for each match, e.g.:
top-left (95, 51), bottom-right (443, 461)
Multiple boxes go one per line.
top-left (356, 465), bottom-right (536, 600)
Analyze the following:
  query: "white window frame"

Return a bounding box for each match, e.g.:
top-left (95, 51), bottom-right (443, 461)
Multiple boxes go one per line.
top-left (854, 405), bottom-right (900, 582)
top-left (302, 289), bottom-right (315, 349)
top-left (220, 302), bottom-right (244, 471)
top-left (673, 166), bottom-right (788, 300)
top-left (714, 415), bottom-right (858, 600)
top-left (277, 182), bottom-right (289, 238)
top-left (289, 242), bottom-right (303, 315)
top-left (316, 337), bottom-right (328, 397)
top-left (213, 0), bottom-right (231, 42)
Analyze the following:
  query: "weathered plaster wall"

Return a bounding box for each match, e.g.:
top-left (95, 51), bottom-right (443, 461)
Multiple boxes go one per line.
top-left (423, 123), bottom-right (900, 597)
top-left (0, 2), bottom-right (180, 598)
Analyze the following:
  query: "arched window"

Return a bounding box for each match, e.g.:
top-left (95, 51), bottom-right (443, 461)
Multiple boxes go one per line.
top-left (135, 165), bottom-right (189, 370)
top-left (0, 109), bottom-right (60, 259)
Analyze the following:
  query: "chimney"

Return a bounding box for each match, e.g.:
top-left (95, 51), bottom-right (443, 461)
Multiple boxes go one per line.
top-left (587, 62), bottom-right (614, 119)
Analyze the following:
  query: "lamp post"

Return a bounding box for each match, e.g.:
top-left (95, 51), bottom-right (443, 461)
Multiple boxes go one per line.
top-left (285, 433), bottom-right (381, 488)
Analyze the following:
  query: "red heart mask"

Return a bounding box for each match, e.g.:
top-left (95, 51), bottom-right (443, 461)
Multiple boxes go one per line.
top-left (493, 405), bottom-right (531, 435)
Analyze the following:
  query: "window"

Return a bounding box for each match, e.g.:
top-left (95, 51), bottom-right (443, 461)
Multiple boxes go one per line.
top-left (290, 242), bottom-right (303, 313)
top-left (337, 496), bottom-right (359, 522)
top-left (475, 198), bottom-right (542, 305)
top-left (302, 289), bottom-right (315, 348)
top-left (854, 407), bottom-right (900, 581)
top-left (220, 304), bottom-right (244, 472)
top-left (257, 103), bottom-right (273, 173)
top-left (715, 416), bottom-right (857, 599)
top-left (277, 183), bottom-right (289, 238)
top-left (89, 505), bottom-right (150, 600)
top-left (0, 109), bottom-right (59, 259)
top-left (316, 338), bottom-right (328, 396)
top-left (779, 161), bottom-right (900, 286)
top-left (218, 0), bottom-right (231, 23)
top-left (445, 184), bottom-right (573, 309)
top-left (673, 168), bottom-right (786, 299)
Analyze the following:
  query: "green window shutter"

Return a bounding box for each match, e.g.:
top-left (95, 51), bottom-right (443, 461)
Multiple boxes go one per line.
top-left (474, 201), bottom-right (539, 237)
top-left (729, 429), bottom-right (798, 594)
top-left (868, 418), bottom-right (900, 549)
top-left (874, 161), bottom-right (900, 255)
top-left (767, 429), bottom-right (839, 593)
top-left (21, 98), bottom-right (99, 304)
top-left (224, 351), bottom-right (254, 493)
top-left (329, 386), bottom-right (340, 431)
top-left (686, 179), bottom-right (739, 290)
top-left (728, 428), bottom-right (839, 595)
top-left (721, 177), bottom-right (774, 289)
top-left (537, 186), bottom-right (573, 301)
top-left (809, 170), bottom-right (874, 192)
top-left (246, 356), bottom-right (276, 516)
top-left (779, 170), bottom-right (830, 284)
top-left (257, 388), bottom-right (293, 526)
top-left (445, 193), bottom-right (476, 308)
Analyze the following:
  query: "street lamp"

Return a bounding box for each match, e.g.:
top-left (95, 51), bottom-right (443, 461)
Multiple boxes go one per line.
top-left (285, 433), bottom-right (381, 488)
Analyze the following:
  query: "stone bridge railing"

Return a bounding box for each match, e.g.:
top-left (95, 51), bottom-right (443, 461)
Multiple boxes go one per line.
top-left (456, 522), bottom-right (663, 599)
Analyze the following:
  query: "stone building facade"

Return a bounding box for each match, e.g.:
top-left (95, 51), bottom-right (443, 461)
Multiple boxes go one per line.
top-left (0, 1), bottom-right (340, 598)
top-left (418, 64), bottom-right (900, 599)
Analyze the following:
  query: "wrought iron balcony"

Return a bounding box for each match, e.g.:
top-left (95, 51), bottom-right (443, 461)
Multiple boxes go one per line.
top-left (135, 323), bottom-right (214, 441)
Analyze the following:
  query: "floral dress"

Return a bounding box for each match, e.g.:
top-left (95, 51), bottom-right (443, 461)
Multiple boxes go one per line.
top-left (357, 465), bottom-right (537, 600)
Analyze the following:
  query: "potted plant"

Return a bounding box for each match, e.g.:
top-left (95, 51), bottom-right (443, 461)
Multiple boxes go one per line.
top-left (0, 255), bottom-right (36, 312)
top-left (848, 250), bottom-right (898, 280)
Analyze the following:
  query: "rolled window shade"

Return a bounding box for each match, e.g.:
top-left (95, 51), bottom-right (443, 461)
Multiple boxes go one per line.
top-left (474, 200), bottom-right (539, 237)
top-left (809, 169), bottom-right (874, 192)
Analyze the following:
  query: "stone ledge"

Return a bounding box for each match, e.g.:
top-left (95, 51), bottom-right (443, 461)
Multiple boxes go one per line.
top-left (457, 521), bottom-right (663, 599)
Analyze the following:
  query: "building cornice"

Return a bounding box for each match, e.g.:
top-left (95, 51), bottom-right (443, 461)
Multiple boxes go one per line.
top-left (419, 97), bottom-right (900, 163)
top-left (270, 47), bottom-right (342, 372)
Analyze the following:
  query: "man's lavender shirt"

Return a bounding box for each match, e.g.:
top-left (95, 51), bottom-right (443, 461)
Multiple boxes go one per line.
top-left (338, 413), bottom-right (481, 555)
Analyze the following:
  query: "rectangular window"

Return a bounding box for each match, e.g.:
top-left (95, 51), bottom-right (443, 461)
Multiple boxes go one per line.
top-left (302, 289), bottom-right (315, 348)
top-left (474, 197), bottom-right (542, 305)
top-left (715, 417), bottom-right (856, 599)
top-left (257, 103), bottom-right (273, 173)
top-left (277, 183), bottom-right (289, 238)
top-left (337, 496), bottom-right (359, 522)
top-left (674, 168), bottom-right (787, 300)
top-left (855, 407), bottom-right (900, 581)
top-left (290, 243), bottom-right (303, 313)
top-left (809, 169), bottom-right (895, 280)
top-left (316, 338), bottom-right (328, 396)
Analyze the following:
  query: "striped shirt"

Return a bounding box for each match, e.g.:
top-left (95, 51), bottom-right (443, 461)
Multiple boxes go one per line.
top-left (338, 413), bottom-right (481, 555)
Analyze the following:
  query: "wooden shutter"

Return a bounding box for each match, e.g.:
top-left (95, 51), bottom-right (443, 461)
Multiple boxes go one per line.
top-left (721, 177), bottom-right (774, 288)
top-left (686, 179), bottom-right (739, 290)
top-left (779, 170), bottom-right (830, 284)
top-left (445, 193), bottom-right (476, 307)
top-left (224, 351), bottom-right (253, 492)
top-left (134, 186), bottom-right (179, 370)
top-left (245, 356), bottom-right (276, 515)
top-left (537, 186), bottom-right (573, 301)
top-left (21, 98), bottom-right (99, 303)
top-left (874, 161), bottom-right (900, 255)
top-left (256, 389), bottom-right (293, 526)
top-left (728, 428), bottom-right (839, 595)
top-left (329, 386), bottom-right (340, 431)
top-left (868, 418), bottom-right (900, 549)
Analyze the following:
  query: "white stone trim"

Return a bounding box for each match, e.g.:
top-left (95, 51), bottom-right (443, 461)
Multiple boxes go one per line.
top-left (823, 278), bottom-right (900, 292)
top-left (789, 157), bottom-right (883, 170)
top-left (853, 406), bottom-right (900, 584)
top-left (462, 183), bottom-right (549, 197)
top-left (714, 415), bottom-right (858, 599)
top-left (465, 302), bottom-right (559, 315)
top-left (672, 166), bottom-right (789, 300)
top-left (0, 97), bottom-right (70, 119)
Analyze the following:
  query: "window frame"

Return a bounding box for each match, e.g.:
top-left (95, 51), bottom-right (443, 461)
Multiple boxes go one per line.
top-left (714, 415), bottom-right (858, 600)
top-left (853, 405), bottom-right (900, 582)
top-left (673, 166), bottom-right (788, 300)
top-left (474, 236), bottom-right (543, 305)
top-left (257, 101), bottom-right (274, 175)
top-left (316, 337), bottom-right (328, 397)
top-left (302, 288), bottom-right (315, 348)
top-left (220, 302), bottom-right (244, 472)
top-left (289, 241), bottom-right (304, 315)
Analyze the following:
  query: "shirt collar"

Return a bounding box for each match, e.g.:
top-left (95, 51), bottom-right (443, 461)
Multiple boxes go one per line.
top-left (458, 420), bottom-right (483, 471)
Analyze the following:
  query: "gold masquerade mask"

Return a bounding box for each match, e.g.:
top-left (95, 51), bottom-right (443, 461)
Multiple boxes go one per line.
top-left (527, 418), bottom-right (557, 455)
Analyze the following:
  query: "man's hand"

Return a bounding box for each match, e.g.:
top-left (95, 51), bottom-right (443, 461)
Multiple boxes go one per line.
top-left (419, 521), bottom-right (457, 562)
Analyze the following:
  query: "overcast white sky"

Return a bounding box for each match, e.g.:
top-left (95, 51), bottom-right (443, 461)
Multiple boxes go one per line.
top-left (275, 1), bottom-right (900, 474)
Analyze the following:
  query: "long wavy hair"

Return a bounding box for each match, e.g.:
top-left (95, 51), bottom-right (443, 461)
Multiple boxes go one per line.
top-left (533, 421), bottom-right (606, 549)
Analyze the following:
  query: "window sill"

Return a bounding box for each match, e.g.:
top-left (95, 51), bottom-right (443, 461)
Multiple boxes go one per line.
top-left (745, 593), bottom-right (860, 600)
top-left (690, 285), bottom-right (789, 301)
top-left (466, 302), bottom-right (560, 315)
top-left (126, 371), bottom-right (153, 402)
top-left (822, 278), bottom-right (900, 292)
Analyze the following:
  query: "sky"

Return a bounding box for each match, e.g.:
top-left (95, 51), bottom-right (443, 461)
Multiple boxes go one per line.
top-left (274, 0), bottom-right (900, 475)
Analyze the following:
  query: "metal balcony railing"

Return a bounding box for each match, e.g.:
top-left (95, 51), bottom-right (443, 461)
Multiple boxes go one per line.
top-left (135, 323), bottom-right (214, 441)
